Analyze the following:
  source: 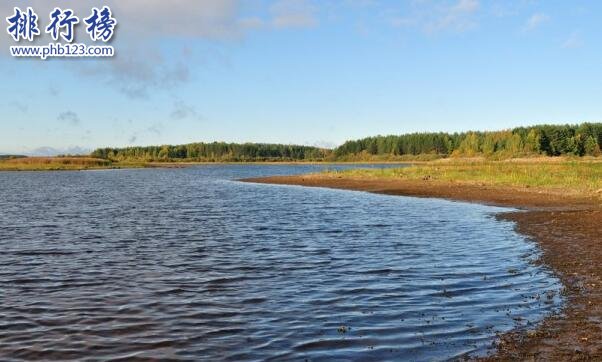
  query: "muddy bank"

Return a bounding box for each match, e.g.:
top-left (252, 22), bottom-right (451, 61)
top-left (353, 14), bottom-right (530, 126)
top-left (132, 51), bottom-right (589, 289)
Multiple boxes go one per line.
top-left (242, 174), bottom-right (602, 360)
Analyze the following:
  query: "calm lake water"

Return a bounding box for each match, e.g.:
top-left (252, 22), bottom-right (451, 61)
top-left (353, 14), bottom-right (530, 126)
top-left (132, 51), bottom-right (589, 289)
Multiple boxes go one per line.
top-left (0, 165), bottom-right (562, 361)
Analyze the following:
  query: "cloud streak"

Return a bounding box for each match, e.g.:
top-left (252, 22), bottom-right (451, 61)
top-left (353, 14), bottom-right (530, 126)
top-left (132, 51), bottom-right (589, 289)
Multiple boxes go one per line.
top-left (0, 0), bottom-right (243, 42)
top-left (9, 101), bottom-right (29, 114)
top-left (170, 99), bottom-right (201, 121)
top-left (271, 0), bottom-right (318, 28)
top-left (1, 1), bottom-right (323, 100)
top-left (0, 1), bottom-right (245, 99)
top-left (27, 146), bottom-right (90, 156)
top-left (77, 49), bottom-right (191, 99)
top-left (562, 31), bottom-right (583, 49)
top-left (126, 122), bottom-right (164, 145)
top-left (57, 111), bottom-right (81, 126)
top-left (391, 0), bottom-right (481, 34)
top-left (524, 13), bottom-right (550, 31)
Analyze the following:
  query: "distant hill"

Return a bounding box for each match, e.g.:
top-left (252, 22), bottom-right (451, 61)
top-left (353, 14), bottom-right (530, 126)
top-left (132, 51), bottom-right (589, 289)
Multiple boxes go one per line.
top-left (27, 146), bottom-right (91, 157)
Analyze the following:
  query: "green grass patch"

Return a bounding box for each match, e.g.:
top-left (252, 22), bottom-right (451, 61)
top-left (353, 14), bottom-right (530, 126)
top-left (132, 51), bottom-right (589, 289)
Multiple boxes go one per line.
top-left (325, 159), bottom-right (602, 194)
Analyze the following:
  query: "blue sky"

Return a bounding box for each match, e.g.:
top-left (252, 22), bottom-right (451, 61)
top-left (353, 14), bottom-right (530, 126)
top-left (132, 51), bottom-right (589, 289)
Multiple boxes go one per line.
top-left (1, 0), bottom-right (601, 155)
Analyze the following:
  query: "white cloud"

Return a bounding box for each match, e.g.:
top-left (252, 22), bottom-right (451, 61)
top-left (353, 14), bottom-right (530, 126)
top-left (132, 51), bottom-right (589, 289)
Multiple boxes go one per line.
top-left (310, 140), bottom-right (337, 149)
top-left (432, 0), bottom-right (479, 32)
top-left (454, 0), bottom-right (480, 13)
top-left (238, 17), bottom-right (265, 30)
top-left (113, 0), bottom-right (242, 39)
top-left (391, 0), bottom-right (480, 34)
top-left (0, 0), bottom-right (243, 41)
top-left (524, 13), bottom-right (550, 31)
top-left (562, 31), bottom-right (583, 49)
top-left (0, 1), bottom-right (322, 99)
top-left (270, 0), bottom-right (318, 29)
top-left (0, 1), bottom-right (249, 99)
top-left (75, 47), bottom-right (191, 99)
top-left (1, 0), bottom-right (322, 40)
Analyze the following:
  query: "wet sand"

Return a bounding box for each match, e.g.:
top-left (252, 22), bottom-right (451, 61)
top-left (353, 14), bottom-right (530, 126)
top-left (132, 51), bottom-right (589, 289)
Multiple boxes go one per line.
top-left (242, 174), bottom-right (602, 360)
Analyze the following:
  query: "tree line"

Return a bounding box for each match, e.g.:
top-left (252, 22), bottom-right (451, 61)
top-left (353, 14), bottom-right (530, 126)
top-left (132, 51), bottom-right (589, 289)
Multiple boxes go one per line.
top-left (91, 123), bottom-right (602, 162)
top-left (91, 142), bottom-right (330, 162)
top-left (0, 155), bottom-right (26, 160)
top-left (335, 123), bottom-right (602, 159)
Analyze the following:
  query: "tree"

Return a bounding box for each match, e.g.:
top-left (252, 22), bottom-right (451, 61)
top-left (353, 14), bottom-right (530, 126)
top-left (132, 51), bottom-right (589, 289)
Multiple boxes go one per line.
top-left (458, 133), bottom-right (481, 156)
top-left (584, 136), bottom-right (601, 156)
top-left (91, 123), bottom-right (602, 161)
top-left (481, 134), bottom-right (496, 156)
top-left (158, 146), bottom-right (170, 159)
top-left (524, 129), bottom-right (541, 154)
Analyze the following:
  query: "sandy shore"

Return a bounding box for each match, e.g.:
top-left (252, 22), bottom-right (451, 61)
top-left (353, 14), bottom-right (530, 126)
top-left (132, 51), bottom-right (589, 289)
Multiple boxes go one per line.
top-left (242, 174), bottom-right (602, 360)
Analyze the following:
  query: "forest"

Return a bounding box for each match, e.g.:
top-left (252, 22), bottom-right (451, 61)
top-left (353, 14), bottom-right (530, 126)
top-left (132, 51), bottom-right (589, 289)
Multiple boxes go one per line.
top-left (91, 142), bottom-right (329, 162)
top-left (0, 155), bottom-right (26, 160)
top-left (91, 123), bottom-right (602, 162)
top-left (334, 123), bottom-right (602, 160)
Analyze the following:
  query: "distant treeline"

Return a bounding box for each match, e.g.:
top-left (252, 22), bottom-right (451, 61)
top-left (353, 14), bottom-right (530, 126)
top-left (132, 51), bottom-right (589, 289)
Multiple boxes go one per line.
top-left (91, 142), bottom-right (330, 162)
top-left (335, 123), bottom-right (602, 159)
top-left (0, 155), bottom-right (26, 160)
top-left (91, 123), bottom-right (602, 162)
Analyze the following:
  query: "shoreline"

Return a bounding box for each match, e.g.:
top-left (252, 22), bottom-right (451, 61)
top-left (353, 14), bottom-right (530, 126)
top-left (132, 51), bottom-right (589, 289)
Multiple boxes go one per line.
top-left (241, 174), bottom-right (602, 360)
top-left (2, 156), bottom-right (600, 172)
top-left (0, 161), bottom-right (417, 172)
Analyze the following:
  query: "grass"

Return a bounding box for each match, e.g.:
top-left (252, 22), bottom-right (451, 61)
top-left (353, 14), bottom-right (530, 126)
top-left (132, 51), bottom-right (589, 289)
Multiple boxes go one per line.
top-left (0, 157), bottom-right (115, 171)
top-left (325, 159), bottom-right (602, 195)
top-left (3, 156), bottom-right (602, 195)
top-left (0, 157), bottom-right (418, 171)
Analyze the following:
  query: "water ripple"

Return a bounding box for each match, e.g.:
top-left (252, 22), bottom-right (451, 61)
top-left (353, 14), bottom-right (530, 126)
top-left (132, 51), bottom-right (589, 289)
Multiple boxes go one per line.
top-left (0, 165), bottom-right (563, 361)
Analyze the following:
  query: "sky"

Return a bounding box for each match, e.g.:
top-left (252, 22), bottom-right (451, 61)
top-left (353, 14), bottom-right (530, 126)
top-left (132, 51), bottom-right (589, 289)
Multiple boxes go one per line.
top-left (1, 0), bottom-right (601, 155)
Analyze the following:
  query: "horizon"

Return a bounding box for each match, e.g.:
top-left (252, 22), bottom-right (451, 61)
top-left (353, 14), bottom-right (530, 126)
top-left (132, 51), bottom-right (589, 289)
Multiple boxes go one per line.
top-left (2, 1), bottom-right (602, 155)
top-left (3, 121), bottom-right (602, 156)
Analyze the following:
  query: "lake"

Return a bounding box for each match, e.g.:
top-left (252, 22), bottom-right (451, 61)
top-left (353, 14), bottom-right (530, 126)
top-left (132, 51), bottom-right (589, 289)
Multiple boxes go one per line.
top-left (0, 165), bottom-right (562, 361)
